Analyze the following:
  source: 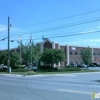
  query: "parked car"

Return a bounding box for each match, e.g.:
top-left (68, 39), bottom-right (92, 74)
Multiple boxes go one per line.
top-left (0, 64), bottom-right (7, 69)
top-left (77, 64), bottom-right (87, 68)
top-left (89, 63), bottom-right (100, 67)
top-left (92, 63), bottom-right (100, 66)
top-left (89, 63), bottom-right (96, 67)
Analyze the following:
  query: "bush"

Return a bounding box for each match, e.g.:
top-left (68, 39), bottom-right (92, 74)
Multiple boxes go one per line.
top-left (38, 65), bottom-right (58, 72)
top-left (12, 69), bottom-right (28, 72)
top-left (60, 66), bottom-right (81, 72)
top-left (12, 65), bottom-right (24, 69)
top-left (38, 65), bottom-right (52, 70)
top-left (0, 68), bottom-right (7, 72)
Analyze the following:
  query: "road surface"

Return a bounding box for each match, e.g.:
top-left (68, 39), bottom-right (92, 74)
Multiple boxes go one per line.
top-left (0, 72), bottom-right (100, 100)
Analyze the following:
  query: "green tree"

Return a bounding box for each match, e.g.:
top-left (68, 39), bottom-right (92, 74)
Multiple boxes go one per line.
top-left (0, 51), bottom-right (7, 65)
top-left (31, 43), bottom-right (41, 65)
top-left (18, 41), bottom-right (41, 66)
top-left (40, 49), bottom-right (65, 67)
top-left (80, 47), bottom-right (92, 66)
top-left (10, 52), bottom-right (21, 68)
top-left (0, 51), bottom-right (20, 68)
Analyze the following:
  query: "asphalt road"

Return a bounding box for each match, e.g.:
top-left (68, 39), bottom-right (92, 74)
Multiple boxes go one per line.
top-left (0, 72), bottom-right (100, 100)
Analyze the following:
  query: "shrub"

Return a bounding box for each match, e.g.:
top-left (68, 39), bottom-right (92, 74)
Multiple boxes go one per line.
top-left (0, 68), bottom-right (7, 72)
top-left (38, 65), bottom-right (52, 70)
top-left (60, 66), bottom-right (81, 72)
top-left (12, 65), bottom-right (24, 69)
top-left (38, 65), bottom-right (58, 72)
top-left (12, 69), bottom-right (28, 72)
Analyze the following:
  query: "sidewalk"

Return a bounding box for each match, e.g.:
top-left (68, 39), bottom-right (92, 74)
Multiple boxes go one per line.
top-left (0, 74), bottom-right (24, 77)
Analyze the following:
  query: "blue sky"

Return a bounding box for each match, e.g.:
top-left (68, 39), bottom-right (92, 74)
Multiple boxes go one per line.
top-left (1, 0), bottom-right (100, 49)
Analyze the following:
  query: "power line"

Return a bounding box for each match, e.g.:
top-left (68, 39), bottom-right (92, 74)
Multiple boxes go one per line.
top-left (1, 16), bottom-right (100, 40)
top-left (4, 30), bottom-right (100, 41)
top-left (20, 0), bottom-right (46, 26)
top-left (10, 0), bottom-right (24, 17)
top-left (9, 16), bottom-right (100, 37)
top-left (18, 8), bottom-right (100, 28)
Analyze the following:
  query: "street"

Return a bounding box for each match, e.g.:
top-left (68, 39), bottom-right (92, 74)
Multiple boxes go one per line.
top-left (0, 72), bottom-right (100, 100)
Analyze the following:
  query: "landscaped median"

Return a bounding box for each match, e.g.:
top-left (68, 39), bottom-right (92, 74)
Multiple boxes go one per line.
top-left (0, 66), bottom-right (100, 76)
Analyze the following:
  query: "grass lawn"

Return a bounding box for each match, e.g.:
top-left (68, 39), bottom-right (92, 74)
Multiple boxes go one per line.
top-left (0, 70), bottom-right (100, 75)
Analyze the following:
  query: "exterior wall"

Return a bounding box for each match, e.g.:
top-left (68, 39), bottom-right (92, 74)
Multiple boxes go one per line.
top-left (66, 45), bottom-right (69, 66)
top-left (69, 46), bottom-right (92, 65)
top-left (55, 43), bottom-right (58, 49)
top-left (44, 40), bottom-right (52, 49)
top-left (69, 46), bottom-right (82, 65)
top-left (60, 45), bottom-right (66, 67)
top-left (93, 48), bottom-right (100, 63)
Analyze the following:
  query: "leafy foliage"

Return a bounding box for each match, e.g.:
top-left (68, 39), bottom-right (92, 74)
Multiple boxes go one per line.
top-left (0, 51), bottom-right (21, 68)
top-left (18, 41), bottom-right (40, 66)
top-left (80, 47), bottom-right (92, 65)
top-left (0, 51), bottom-right (7, 65)
top-left (40, 49), bottom-right (65, 67)
top-left (10, 52), bottom-right (21, 68)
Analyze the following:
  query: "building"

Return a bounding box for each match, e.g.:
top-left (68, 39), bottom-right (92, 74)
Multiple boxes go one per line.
top-left (38, 38), bottom-right (100, 67)
top-left (1, 38), bottom-right (100, 67)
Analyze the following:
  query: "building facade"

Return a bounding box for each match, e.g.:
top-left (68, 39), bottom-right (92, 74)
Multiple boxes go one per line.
top-left (1, 38), bottom-right (100, 67)
top-left (39, 38), bottom-right (100, 67)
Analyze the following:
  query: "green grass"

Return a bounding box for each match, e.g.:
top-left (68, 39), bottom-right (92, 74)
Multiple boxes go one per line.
top-left (37, 70), bottom-right (100, 74)
top-left (0, 71), bottom-right (37, 75)
top-left (0, 69), bottom-right (100, 75)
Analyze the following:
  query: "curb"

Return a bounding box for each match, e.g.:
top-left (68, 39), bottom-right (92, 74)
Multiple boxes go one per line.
top-left (0, 74), bottom-right (24, 77)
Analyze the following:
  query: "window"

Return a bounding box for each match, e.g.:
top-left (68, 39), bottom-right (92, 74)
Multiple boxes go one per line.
top-left (97, 52), bottom-right (100, 55)
top-left (75, 51), bottom-right (78, 55)
top-left (69, 50), bottom-right (73, 55)
top-left (93, 52), bottom-right (96, 55)
top-left (80, 50), bottom-right (82, 55)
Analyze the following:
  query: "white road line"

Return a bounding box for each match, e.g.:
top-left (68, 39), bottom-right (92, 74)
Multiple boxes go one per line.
top-left (54, 74), bottom-right (76, 77)
top-left (59, 89), bottom-right (91, 94)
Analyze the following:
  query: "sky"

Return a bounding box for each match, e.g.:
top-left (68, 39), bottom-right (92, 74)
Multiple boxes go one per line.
top-left (1, 0), bottom-right (100, 50)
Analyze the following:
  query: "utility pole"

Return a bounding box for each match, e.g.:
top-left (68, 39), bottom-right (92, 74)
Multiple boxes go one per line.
top-left (7, 16), bottom-right (11, 73)
top-left (30, 34), bottom-right (32, 64)
top-left (20, 37), bottom-right (22, 65)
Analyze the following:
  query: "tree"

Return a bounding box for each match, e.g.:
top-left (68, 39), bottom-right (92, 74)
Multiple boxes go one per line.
top-left (31, 43), bottom-right (41, 65)
top-left (0, 51), bottom-right (7, 65)
top-left (0, 51), bottom-right (20, 68)
top-left (80, 47), bottom-right (92, 66)
top-left (40, 49), bottom-right (65, 67)
top-left (10, 52), bottom-right (21, 68)
top-left (18, 41), bottom-right (41, 66)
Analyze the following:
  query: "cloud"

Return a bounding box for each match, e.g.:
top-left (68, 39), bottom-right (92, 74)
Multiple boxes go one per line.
top-left (0, 25), bottom-right (7, 32)
top-left (80, 23), bottom-right (100, 34)
top-left (80, 29), bottom-right (99, 34)
top-left (0, 24), bottom-right (21, 33)
top-left (65, 38), bottom-right (100, 47)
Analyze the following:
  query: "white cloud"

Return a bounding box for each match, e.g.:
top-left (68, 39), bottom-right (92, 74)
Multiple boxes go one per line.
top-left (80, 23), bottom-right (100, 34)
top-left (0, 24), bottom-right (21, 33)
top-left (65, 38), bottom-right (100, 47)
top-left (0, 25), bottom-right (7, 32)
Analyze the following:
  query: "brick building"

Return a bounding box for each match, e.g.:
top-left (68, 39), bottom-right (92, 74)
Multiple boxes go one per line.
top-left (38, 38), bottom-right (100, 67)
top-left (1, 38), bottom-right (100, 67)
